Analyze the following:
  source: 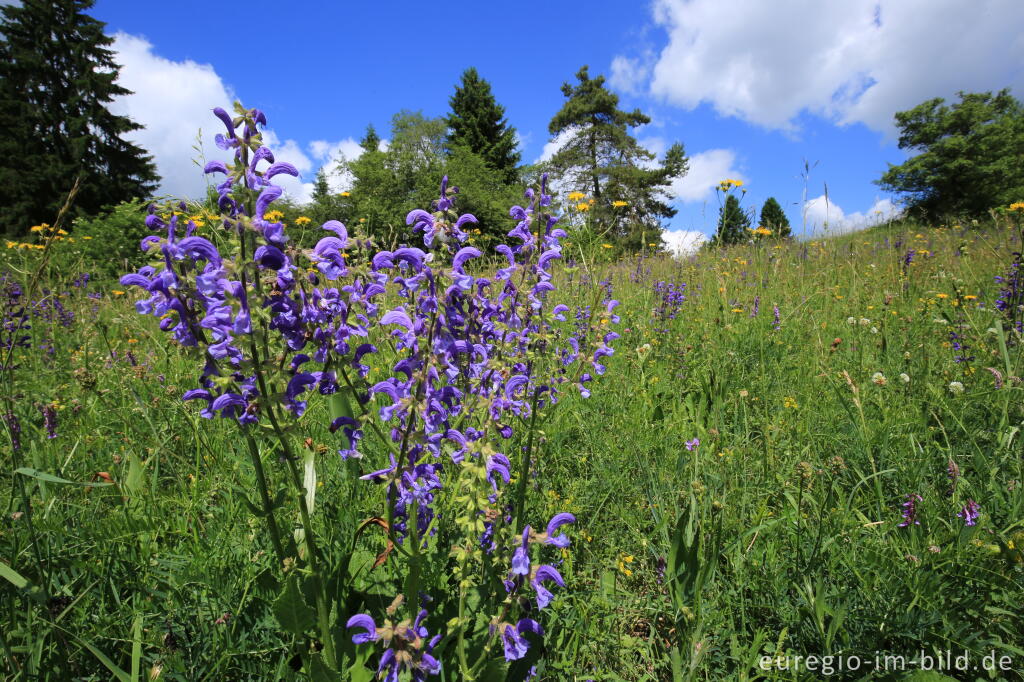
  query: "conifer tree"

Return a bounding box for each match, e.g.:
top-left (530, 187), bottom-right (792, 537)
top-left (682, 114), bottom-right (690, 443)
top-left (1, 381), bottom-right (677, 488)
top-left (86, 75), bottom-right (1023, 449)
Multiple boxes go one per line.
top-left (759, 197), bottom-right (791, 239)
top-left (0, 0), bottom-right (159, 237)
top-left (359, 124), bottom-right (382, 154)
top-left (714, 194), bottom-right (751, 246)
top-left (446, 67), bottom-right (521, 184)
top-left (547, 66), bottom-right (687, 251)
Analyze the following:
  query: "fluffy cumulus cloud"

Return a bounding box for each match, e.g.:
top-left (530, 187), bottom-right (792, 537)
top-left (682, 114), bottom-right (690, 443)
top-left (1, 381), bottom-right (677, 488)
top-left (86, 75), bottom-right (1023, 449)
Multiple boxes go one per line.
top-left (662, 229), bottom-right (706, 256)
top-left (108, 33), bottom-right (235, 200)
top-left (629, 0), bottom-right (1024, 133)
top-left (802, 195), bottom-right (902, 236)
top-left (109, 33), bottom-right (363, 204)
top-left (668, 148), bottom-right (743, 203)
top-left (609, 55), bottom-right (653, 95)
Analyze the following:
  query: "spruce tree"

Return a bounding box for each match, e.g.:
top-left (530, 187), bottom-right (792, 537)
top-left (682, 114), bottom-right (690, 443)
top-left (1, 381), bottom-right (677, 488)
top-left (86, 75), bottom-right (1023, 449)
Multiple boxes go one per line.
top-left (446, 67), bottom-right (521, 184)
top-left (759, 197), bottom-right (791, 239)
top-left (547, 66), bottom-right (687, 251)
top-left (0, 0), bottom-right (159, 237)
top-left (359, 124), bottom-right (382, 154)
top-left (714, 194), bottom-right (751, 246)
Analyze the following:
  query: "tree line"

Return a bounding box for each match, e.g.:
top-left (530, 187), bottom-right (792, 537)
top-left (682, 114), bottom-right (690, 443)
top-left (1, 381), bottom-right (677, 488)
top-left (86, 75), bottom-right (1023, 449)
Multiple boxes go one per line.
top-left (1, 0), bottom-right (1022, 247)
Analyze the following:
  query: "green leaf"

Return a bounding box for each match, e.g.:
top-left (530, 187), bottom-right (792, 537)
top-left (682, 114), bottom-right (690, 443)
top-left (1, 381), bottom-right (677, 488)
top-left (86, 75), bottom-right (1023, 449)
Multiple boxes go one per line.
top-left (272, 575), bottom-right (316, 635)
top-left (305, 653), bottom-right (343, 682)
top-left (15, 467), bottom-right (112, 486)
top-left (0, 561), bottom-right (28, 589)
top-left (76, 637), bottom-right (131, 682)
top-left (130, 615), bottom-right (143, 682)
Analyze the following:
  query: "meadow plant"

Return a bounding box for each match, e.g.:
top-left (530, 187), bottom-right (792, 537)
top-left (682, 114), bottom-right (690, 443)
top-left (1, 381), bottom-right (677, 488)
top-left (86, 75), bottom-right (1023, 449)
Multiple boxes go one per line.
top-left (119, 103), bottom-right (619, 678)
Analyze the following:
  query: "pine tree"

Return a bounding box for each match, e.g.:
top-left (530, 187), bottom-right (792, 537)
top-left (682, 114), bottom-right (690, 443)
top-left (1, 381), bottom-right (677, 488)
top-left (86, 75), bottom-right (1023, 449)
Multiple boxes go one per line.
top-left (714, 194), bottom-right (751, 246)
top-left (359, 124), bottom-right (382, 154)
top-left (0, 0), bottom-right (159, 237)
top-left (758, 197), bottom-right (791, 239)
top-left (548, 66), bottom-right (687, 250)
top-left (446, 67), bottom-right (521, 184)
top-left (311, 169), bottom-right (332, 205)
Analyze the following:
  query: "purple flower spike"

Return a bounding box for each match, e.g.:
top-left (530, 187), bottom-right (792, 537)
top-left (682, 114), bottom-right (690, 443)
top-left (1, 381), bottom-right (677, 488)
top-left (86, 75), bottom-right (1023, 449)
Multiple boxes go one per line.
top-left (531, 564), bottom-right (565, 609)
top-left (511, 526), bottom-right (531, 575)
top-left (212, 107), bottom-right (235, 138)
top-left (957, 499), bottom-right (980, 527)
top-left (898, 493), bottom-right (922, 527)
top-left (264, 161), bottom-right (298, 180)
top-left (346, 614), bottom-right (378, 644)
top-left (204, 160), bottom-right (229, 176)
top-left (544, 512), bottom-right (575, 548)
top-left (452, 246), bottom-right (482, 272)
top-left (502, 619), bottom-right (543, 661)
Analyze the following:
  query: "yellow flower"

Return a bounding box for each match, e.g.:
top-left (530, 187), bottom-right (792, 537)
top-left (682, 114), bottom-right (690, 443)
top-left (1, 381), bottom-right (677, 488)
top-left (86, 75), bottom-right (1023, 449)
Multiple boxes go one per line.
top-left (731, 307), bottom-right (743, 313)
top-left (264, 210), bottom-right (284, 222)
top-left (83, 236), bottom-right (92, 240)
top-left (567, 191), bottom-right (586, 202)
top-left (294, 216), bottom-right (312, 226)
top-left (359, 218), bottom-right (366, 223)
top-left (964, 295), bottom-right (977, 300)
top-left (611, 200), bottom-right (628, 208)
top-left (783, 396), bottom-right (798, 409)
top-left (575, 202), bottom-right (590, 212)
top-left (112, 290), bottom-right (125, 296)
top-left (936, 293), bottom-right (949, 299)
top-left (1009, 201), bottom-right (1024, 212)
top-left (601, 243), bottom-right (613, 249)
top-left (340, 191), bottom-right (351, 197)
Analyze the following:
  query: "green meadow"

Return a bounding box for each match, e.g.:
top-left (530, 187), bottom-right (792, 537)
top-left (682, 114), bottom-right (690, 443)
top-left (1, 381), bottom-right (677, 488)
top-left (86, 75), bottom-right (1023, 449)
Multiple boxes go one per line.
top-left (3, 212), bottom-right (1023, 681)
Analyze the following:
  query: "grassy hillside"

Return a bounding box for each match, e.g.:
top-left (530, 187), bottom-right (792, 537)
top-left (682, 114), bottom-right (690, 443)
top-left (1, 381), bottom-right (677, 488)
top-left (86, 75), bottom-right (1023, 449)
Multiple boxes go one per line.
top-left (2, 213), bottom-right (1023, 680)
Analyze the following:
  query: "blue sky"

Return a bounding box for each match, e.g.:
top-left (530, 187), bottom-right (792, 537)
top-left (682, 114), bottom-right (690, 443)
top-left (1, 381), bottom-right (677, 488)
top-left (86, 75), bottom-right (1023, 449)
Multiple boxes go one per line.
top-left (93, 0), bottom-right (1024, 249)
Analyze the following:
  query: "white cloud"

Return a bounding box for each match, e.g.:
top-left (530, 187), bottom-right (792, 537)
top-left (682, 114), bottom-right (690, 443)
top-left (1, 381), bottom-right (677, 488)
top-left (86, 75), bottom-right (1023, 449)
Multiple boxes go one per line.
top-left (662, 229), bottom-right (706, 255)
top-left (802, 195), bottom-right (902, 236)
top-left (609, 55), bottom-right (652, 95)
top-left (537, 129), bottom-right (575, 164)
top-left (635, 0), bottom-right (1024, 134)
top-left (108, 32), bottom-right (235, 200)
top-left (109, 33), bottom-right (368, 205)
top-left (669, 149), bottom-right (743, 202)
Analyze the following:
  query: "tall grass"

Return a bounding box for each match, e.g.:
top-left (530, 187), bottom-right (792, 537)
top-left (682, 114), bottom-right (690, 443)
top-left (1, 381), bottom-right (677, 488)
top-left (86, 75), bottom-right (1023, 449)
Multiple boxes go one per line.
top-left (2, 216), bottom-right (1023, 680)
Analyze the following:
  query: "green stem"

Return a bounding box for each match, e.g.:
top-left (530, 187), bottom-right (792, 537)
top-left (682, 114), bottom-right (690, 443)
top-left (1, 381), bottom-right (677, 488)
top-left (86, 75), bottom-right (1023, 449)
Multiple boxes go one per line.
top-left (283, 452), bottom-right (336, 669)
top-left (512, 386), bottom-right (542, 530)
top-left (242, 430), bottom-right (286, 566)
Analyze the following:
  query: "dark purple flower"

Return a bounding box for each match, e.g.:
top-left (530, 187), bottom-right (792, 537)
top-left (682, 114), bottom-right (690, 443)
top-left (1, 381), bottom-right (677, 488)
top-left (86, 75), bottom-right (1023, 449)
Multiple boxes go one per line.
top-left (957, 499), bottom-right (980, 527)
top-left (502, 619), bottom-right (543, 661)
top-left (898, 493), bottom-right (922, 527)
top-left (40, 404), bottom-right (57, 439)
